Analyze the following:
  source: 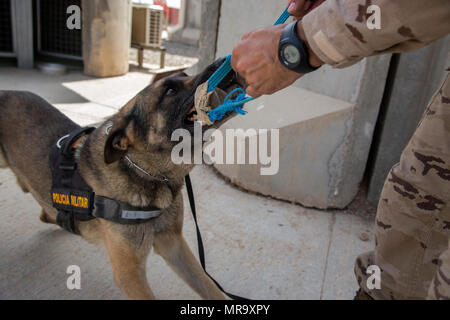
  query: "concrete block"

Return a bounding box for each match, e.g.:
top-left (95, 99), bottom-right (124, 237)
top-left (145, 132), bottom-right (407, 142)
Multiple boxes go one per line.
top-left (213, 0), bottom-right (391, 209)
top-left (213, 87), bottom-right (354, 209)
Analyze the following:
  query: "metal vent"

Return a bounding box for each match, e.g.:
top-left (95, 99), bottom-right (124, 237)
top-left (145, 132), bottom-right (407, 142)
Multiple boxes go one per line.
top-left (0, 0), bottom-right (13, 53)
top-left (38, 0), bottom-right (82, 59)
top-left (132, 5), bottom-right (163, 48)
top-left (147, 8), bottom-right (163, 47)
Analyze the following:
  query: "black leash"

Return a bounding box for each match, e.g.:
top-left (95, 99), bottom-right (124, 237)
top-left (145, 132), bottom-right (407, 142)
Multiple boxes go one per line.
top-left (185, 174), bottom-right (250, 300)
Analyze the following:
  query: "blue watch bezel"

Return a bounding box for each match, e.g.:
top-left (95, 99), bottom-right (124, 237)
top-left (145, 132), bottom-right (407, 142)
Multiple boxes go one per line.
top-left (278, 20), bottom-right (318, 74)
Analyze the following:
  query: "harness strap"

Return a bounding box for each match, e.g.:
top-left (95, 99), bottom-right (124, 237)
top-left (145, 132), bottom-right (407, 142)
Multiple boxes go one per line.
top-left (185, 174), bottom-right (250, 300)
top-left (92, 196), bottom-right (162, 224)
top-left (56, 210), bottom-right (78, 235)
top-left (60, 127), bottom-right (95, 157)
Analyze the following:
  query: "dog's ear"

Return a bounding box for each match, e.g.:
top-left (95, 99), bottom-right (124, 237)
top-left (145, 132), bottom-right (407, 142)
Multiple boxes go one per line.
top-left (104, 117), bottom-right (133, 165)
top-left (104, 96), bottom-right (140, 164)
top-left (104, 131), bottom-right (129, 164)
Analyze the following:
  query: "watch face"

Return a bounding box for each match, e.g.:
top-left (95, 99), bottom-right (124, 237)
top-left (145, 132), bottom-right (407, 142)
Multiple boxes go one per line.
top-left (282, 44), bottom-right (301, 65)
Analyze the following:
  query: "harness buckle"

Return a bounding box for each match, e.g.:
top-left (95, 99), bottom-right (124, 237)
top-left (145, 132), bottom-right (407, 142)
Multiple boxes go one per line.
top-left (59, 159), bottom-right (77, 171)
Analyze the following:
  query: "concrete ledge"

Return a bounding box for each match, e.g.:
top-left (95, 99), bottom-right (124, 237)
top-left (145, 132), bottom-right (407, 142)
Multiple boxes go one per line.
top-left (212, 0), bottom-right (391, 209)
top-left (213, 87), bottom-right (354, 209)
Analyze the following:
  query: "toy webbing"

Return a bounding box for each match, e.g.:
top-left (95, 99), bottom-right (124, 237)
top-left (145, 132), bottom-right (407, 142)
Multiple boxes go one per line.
top-left (205, 7), bottom-right (291, 122)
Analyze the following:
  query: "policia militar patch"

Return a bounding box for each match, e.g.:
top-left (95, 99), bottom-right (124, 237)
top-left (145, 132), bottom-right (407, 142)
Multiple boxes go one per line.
top-left (50, 127), bottom-right (163, 235)
top-left (52, 188), bottom-right (91, 211)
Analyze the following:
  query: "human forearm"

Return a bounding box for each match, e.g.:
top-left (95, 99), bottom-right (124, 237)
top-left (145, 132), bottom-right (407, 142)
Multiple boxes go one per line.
top-left (301, 0), bottom-right (450, 68)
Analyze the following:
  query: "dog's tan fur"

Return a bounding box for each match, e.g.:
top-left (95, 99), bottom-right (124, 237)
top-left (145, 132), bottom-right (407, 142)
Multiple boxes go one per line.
top-left (0, 61), bottom-right (242, 299)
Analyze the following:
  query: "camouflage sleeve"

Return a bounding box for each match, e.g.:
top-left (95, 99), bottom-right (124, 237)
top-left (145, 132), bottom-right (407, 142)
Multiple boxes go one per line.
top-left (302, 0), bottom-right (450, 68)
top-left (427, 239), bottom-right (450, 300)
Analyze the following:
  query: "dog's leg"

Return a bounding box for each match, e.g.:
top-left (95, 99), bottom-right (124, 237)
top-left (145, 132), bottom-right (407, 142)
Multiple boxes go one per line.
top-left (103, 228), bottom-right (155, 300)
top-left (16, 177), bottom-right (29, 193)
top-left (39, 210), bottom-right (56, 224)
top-left (153, 231), bottom-right (226, 300)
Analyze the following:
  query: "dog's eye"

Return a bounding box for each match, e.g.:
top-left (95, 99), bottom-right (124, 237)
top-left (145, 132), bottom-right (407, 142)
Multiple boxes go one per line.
top-left (165, 87), bottom-right (177, 96)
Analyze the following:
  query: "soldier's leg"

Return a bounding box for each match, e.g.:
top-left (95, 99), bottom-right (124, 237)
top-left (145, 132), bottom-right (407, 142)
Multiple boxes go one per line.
top-left (427, 238), bottom-right (450, 300)
top-left (355, 72), bottom-right (450, 300)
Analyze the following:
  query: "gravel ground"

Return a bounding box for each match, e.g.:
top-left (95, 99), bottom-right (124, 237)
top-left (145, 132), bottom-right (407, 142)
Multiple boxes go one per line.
top-left (129, 41), bottom-right (199, 70)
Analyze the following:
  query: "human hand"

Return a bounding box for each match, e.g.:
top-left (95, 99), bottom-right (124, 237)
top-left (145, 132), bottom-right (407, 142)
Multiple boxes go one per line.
top-left (231, 22), bottom-right (323, 98)
top-left (287, 0), bottom-right (326, 19)
top-left (231, 24), bottom-right (302, 98)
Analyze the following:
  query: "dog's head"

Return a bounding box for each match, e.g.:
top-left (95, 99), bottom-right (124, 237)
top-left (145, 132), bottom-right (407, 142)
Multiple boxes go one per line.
top-left (104, 58), bottom-right (245, 164)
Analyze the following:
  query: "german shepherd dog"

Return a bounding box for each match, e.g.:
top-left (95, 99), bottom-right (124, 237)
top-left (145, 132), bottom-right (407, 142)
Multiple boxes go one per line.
top-left (0, 59), bottom-right (243, 299)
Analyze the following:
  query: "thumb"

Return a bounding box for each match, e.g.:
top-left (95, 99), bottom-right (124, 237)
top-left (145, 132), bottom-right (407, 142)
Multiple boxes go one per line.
top-left (287, 0), bottom-right (306, 18)
top-left (246, 86), bottom-right (262, 99)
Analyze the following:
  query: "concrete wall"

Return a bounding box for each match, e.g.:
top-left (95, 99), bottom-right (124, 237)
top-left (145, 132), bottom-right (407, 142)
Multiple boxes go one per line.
top-left (188, 0), bottom-right (220, 74)
top-left (184, 0), bottom-right (201, 29)
top-left (170, 0), bottom-right (202, 46)
top-left (367, 36), bottom-right (450, 205)
top-left (212, 0), bottom-right (391, 209)
top-left (216, 0), bottom-right (365, 103)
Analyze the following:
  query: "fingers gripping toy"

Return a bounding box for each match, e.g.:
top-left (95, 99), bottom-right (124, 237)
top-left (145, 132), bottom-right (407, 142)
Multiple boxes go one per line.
top-left (194, 7), bottom-right (291, 124)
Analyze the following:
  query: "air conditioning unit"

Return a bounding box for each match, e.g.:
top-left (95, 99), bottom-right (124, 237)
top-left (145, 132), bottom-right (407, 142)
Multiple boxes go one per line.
top-left (132, 4), bottom-right (164, 48)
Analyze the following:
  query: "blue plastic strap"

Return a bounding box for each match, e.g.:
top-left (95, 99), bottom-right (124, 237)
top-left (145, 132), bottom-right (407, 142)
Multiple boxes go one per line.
top-left (207, 55), bottom-right (233, 93)
top-left (208, 88), bottom-right (254, 122)
top-left (205, 7), bottom-right (291, 122)
top-left (274, 7), bottom-right (291, 26)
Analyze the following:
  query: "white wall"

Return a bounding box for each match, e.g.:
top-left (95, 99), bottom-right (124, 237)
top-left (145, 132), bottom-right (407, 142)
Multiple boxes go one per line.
top-left (216, 0), bottom-right (365, 103)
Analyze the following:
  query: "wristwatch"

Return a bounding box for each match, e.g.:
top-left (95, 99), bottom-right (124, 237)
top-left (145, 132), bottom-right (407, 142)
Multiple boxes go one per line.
top-left (278, 20), bottom-right (319, 74)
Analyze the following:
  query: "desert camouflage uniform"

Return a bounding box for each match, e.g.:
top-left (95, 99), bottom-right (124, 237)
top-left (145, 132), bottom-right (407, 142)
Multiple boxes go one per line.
top-left (301, 0), bottom-right (450, 299)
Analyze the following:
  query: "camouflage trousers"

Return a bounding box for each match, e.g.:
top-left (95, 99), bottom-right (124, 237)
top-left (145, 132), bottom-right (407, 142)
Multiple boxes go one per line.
top-left (355, 72), bottom-right (450, 300)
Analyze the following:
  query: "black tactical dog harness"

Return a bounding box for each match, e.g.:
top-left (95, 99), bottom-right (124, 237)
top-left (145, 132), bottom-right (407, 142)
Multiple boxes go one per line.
top-left (50, 127), bottom-right (163, 234)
